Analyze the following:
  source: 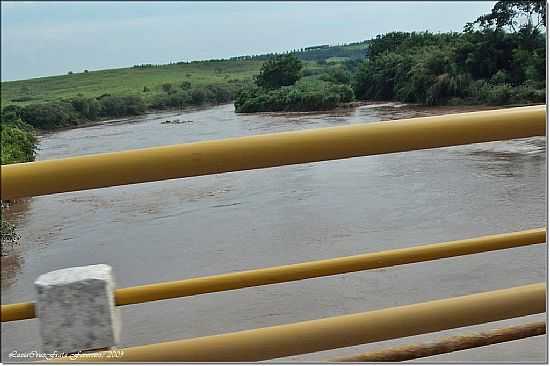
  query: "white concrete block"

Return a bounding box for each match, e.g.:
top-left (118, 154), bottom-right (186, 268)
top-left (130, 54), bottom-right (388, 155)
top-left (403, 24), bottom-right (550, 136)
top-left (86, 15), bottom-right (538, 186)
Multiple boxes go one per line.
top-left (34, 264), bottom-right (120, 354)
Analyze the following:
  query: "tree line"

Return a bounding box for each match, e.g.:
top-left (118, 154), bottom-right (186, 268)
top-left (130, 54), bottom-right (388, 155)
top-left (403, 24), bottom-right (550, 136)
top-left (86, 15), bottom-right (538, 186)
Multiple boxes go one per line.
top-left (236, 1), bottom-right (546, 113)
top-left (352, 1), bottom-right (546, 105)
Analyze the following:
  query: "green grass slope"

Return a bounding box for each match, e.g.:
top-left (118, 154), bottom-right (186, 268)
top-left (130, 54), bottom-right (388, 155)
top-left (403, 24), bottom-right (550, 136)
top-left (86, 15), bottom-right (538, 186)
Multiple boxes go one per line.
top-left (1, 40), bottom-right (369, 107)
top-left (1, 60), bottom-right (265, 106)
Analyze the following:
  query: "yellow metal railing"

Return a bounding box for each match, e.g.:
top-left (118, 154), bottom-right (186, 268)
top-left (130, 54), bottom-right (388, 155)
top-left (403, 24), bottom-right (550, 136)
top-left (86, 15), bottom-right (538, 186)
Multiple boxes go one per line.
top-left (53, 283), bottom-right (545, 362)
top-left (0, 105), bottom-right (546, 361)
top-left (1, 227), bottom-right (545, 322)
top-left (1, 105), bottom-right (545, 200)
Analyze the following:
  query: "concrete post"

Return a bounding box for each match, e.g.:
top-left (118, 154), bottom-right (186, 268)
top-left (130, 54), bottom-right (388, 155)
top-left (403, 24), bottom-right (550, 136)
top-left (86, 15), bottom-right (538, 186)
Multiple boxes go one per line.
top-left (34, 264), bottom-right (120, 354)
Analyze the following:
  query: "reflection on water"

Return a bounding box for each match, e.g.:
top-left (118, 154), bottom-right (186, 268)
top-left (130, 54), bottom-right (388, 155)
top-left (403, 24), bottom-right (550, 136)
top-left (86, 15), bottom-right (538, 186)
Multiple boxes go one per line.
top-left (1, 102), bottom-right (546, 362)
top-left (2, 200), bottom-right (30, 290)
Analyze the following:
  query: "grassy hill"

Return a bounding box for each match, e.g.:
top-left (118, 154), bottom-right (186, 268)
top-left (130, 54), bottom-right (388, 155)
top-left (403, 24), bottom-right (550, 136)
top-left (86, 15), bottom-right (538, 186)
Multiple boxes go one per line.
top-left (1, 41), bottom-right (369, 107)
top-left (1, 60), bottom-right (265, 106)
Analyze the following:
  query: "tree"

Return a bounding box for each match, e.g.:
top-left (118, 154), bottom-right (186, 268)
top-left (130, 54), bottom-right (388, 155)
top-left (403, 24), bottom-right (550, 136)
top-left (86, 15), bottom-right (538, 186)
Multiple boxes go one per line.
top-left (255, 54), bottom-right (303, 89)
top-left (466, 1), bottom-right (546, 34)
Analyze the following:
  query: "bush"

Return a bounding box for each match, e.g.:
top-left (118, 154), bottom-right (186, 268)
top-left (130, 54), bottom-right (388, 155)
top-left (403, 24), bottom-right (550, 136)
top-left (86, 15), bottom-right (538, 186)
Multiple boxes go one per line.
top-left (161, 83), bottom-right (173, 94)
top-left (0, 110), bottom-right (37, 165)
top-left (206, 85), bottom-right (233, 104)
top-left (172, 91), bottom-right (193, 107)
top-left (235, 81), bottom-right (354, 113)
top-left (490, 70), bottom-right (510, 84)
top-left (20, 102), bottom-right (80, 129)
top-left (190, 88), bottom-right (207, 105)
top-left (320, 67), bottom-right (352, 84)
top-left (512, 83), bottom-right (545, 104)
top-left (99, 95), bottom-right (146, 117)
top-left (302, 68), bottom-right (323, 77)
top-left (69, 96), bottom-right (101, 120)
top-left (485, 83), bottom-right (513, 105)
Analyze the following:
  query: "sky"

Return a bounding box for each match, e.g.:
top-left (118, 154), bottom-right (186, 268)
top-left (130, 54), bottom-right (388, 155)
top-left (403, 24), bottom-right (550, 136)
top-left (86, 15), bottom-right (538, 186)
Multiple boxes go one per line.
top-left (1, 1), bottom-right (495, 81)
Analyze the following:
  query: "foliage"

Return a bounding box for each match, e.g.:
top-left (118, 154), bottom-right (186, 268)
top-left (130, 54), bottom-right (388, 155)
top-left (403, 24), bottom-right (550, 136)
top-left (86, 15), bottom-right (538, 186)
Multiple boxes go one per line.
top-left (254, 55), bottom-right (303, 90)
top-left (149, 83), bottom-right (239, 110)
top-left (367, 31), bottom-right (462, 59)
top-left (0, 110), bottom-right (33, 254)
top-left (13, 94), bottom-right (147, 129)
top-left (466, 1), bottom-right (546, 33)
top-left (99, 95), bottom-right (146, 117)
top-left (352, 3), bottom-right (546, 106)
top-left (19, 102), bottom-right (80, 129)
top-left (0, 109), bottom-right (37, 165)
top-left (320, 65), bottom-right (352, 84)
top-left (235, 79), bottom-right (354, 113)
top-left (161, 83), bottom-right (173, 93)
top-left (1, 125), bottom-right (37, 164)
top-left (352, 23), bottom-right (546, 106)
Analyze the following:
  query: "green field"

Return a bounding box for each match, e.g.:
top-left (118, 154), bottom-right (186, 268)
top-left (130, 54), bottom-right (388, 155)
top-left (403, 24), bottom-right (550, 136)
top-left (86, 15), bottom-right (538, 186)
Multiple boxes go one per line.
top-left (1, 40), bottom-right (368, 107)
top-left (1, 60), bottom-right (266, 106)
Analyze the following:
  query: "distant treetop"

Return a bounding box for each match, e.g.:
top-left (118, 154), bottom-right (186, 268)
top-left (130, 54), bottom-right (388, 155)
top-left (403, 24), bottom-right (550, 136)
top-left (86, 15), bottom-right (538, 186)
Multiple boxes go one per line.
top-left (254, 54), bottom-right (303, 90)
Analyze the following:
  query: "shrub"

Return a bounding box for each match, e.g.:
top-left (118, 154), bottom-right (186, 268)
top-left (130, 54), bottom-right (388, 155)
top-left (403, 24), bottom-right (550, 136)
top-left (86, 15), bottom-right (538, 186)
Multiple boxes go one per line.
top-left (302, 68), bottom-right (323, 77)
top-left (190, 88), bottom-right (207, 105)
top-left (1, 122), bottom-right (37, 164)
top-left (235, 81), bottom-right (354, 113)
top-left (69, 96), bottom-right (101, 120)
top-left (320, 67), bottom-right (352, 84)
top-left (161, 83), bottom-right (173, 94)
top-left (485, 83), bottom-right (513, 105)
top-left (20, 102), bottom-right (79, 129)
top-left (167, 91), bottom-right (192, 109)
top-left (98, 95), bottom-right (146, 117)
top-left (206, 85), bottom-right (233, 104)
top-left (510, 83), bottom-right (545, 104)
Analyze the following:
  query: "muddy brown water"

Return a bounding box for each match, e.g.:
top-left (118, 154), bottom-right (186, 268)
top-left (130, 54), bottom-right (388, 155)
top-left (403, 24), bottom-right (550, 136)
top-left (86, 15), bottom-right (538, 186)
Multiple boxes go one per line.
top-left (1, 103), bottom-right (546, 362)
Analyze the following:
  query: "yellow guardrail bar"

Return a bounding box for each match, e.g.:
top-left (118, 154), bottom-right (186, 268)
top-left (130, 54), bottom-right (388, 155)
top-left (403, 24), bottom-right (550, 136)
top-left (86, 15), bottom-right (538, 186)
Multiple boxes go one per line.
top-left (54, 283), bottom-right (545, 362)
top-left (1, 105), bottom-right (545, 200)
top-left (2, 227), bottom-right (545, 322)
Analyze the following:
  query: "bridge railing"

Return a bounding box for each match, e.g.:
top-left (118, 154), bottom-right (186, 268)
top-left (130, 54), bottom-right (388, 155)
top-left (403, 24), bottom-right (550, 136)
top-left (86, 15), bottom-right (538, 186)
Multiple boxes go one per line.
top-left (1, 227), bottom-right (546, 323)
top-left (0, 105), bottom-right (546, 362)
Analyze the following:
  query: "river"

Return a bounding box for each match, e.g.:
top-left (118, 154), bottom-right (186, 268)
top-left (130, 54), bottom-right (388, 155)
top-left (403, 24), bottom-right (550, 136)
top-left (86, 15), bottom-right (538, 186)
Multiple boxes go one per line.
top-left (1, 103), bottom-right (546, 362)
